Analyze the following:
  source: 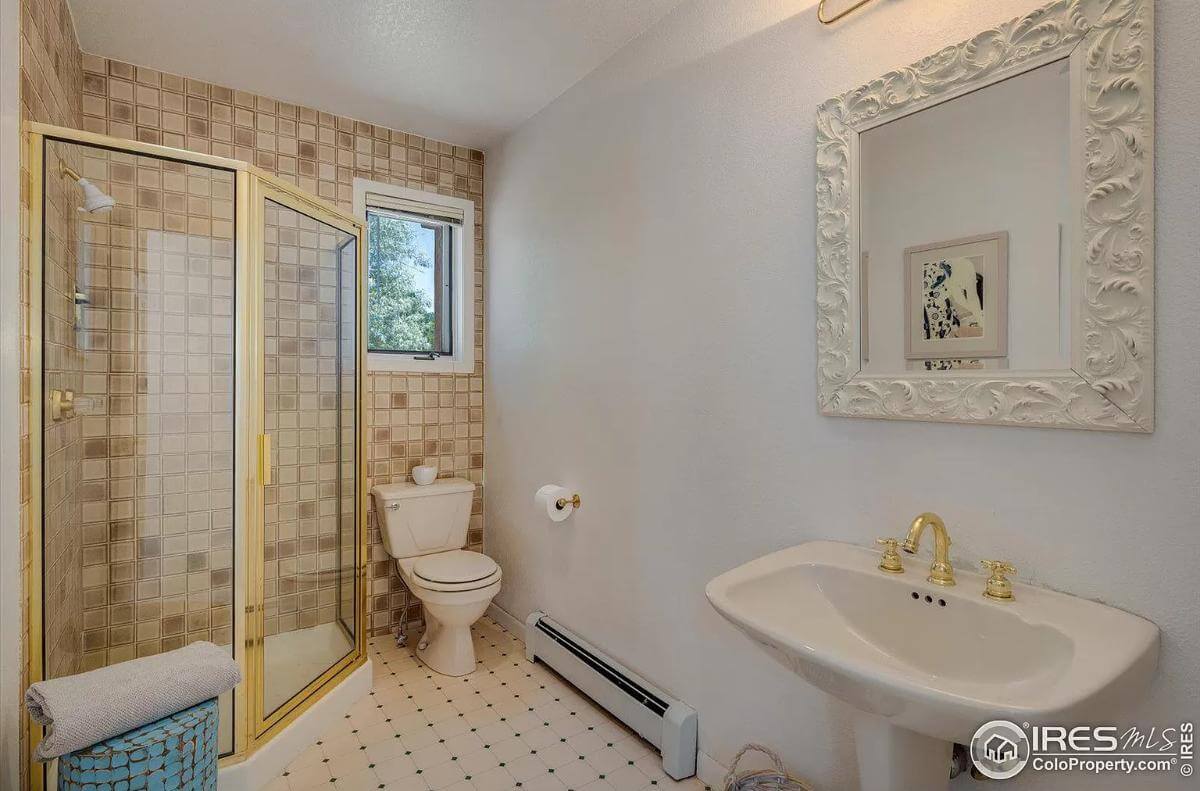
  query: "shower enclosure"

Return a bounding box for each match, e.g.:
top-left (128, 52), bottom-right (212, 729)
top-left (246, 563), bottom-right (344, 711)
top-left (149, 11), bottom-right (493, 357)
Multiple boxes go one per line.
top-left (25, 122), bottom-right (366, 783)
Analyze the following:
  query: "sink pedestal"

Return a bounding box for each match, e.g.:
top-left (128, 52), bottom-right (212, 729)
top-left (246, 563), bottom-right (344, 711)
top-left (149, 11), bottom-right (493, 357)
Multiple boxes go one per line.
top-left (854, 714), bottom-right (951, 791)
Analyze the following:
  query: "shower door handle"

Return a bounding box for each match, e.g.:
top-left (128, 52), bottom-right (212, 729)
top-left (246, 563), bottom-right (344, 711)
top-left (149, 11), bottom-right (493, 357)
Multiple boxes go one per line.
top-left (259, 434), bottom-right (272, 485)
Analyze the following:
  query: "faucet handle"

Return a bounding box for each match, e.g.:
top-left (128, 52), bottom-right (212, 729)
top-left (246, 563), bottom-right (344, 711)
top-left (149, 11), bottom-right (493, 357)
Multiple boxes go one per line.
top-left (875, 538), bottom-right (904, 574)
top-left (980, 560), bottom-right (1016, 601)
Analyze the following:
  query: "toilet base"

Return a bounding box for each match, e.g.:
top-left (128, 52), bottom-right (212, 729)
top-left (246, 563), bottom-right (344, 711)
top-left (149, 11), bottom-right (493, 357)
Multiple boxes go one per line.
top-left (416, 617), bottom-right (478, 676)
top-left (408, 578), bottom-right (501, 677)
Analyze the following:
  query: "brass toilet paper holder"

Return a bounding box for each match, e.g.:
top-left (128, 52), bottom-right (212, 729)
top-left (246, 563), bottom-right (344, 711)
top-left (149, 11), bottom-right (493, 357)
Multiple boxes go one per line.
top-left (555, 494), bottom-right (581, 511)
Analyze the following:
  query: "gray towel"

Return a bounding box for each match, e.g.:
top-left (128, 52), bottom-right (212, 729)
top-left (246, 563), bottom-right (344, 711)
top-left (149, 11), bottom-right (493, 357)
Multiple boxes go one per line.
top-left (25, 640), bottom-right (241, 761)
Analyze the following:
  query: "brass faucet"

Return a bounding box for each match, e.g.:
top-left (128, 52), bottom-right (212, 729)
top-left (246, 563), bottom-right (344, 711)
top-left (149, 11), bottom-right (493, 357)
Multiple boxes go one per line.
top-left (981, 560), bottom-right (1016, 601)
top-left (902, 512), bottom-right (955, 586)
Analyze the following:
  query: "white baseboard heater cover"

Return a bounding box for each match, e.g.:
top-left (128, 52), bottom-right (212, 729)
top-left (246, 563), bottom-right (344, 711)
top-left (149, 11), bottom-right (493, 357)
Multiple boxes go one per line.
top-left (524, 611), bottom-right (698, 780)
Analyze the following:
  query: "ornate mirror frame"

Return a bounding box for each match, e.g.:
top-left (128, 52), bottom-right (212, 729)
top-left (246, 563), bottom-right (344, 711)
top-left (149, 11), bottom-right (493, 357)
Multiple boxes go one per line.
top-left (816, 0), bottom-right (1154, 432)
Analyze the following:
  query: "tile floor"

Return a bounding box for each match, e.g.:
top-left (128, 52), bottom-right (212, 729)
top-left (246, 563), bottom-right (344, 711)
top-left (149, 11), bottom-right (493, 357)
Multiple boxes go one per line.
top-left (266, 617), bottom-right (711, 791)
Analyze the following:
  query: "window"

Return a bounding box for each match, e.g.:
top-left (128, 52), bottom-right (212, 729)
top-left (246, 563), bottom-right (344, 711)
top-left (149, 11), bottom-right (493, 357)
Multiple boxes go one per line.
top-left (354, 179), bottom-right (475, 373)
top-left (366, 209), bottom-right (452, 355)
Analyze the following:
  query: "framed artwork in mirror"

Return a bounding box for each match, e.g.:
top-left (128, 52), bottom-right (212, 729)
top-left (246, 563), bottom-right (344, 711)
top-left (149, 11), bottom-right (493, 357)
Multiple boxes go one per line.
top-left (904, 231), bottom-right (1008, 362)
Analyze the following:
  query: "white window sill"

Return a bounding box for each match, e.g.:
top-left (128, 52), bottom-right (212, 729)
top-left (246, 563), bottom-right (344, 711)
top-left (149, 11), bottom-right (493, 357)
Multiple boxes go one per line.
top-left (368, 351), bottom-right (473, 374)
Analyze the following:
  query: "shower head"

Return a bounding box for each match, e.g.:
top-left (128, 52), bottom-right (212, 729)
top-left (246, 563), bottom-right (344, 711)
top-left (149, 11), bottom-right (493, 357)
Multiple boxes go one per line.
top-left (60, 162), bottom-right (116, 214)
top-left (77, 179), bottom-right (117, 213)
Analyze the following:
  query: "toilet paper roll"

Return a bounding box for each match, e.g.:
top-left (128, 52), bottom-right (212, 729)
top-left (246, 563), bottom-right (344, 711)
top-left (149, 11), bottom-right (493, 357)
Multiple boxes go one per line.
top-left (535, 484), bottom-right (575, 522)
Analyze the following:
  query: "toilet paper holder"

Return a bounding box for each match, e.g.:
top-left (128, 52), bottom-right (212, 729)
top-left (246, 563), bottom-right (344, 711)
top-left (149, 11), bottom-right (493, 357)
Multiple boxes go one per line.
top-left (555, 494), bottom-right (581, 511)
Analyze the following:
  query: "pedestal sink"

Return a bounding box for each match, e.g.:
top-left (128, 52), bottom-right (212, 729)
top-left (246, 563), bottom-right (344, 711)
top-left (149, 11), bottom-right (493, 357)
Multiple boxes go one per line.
top-left (705, 541), bottom-right (1158, 791)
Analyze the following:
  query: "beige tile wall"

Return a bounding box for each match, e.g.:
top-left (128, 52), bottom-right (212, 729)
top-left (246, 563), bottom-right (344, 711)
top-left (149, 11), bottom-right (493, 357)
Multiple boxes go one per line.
top-left (17, 0), bottom-right (82, 786)
top-left (78, 54), bottom-right (486, 638)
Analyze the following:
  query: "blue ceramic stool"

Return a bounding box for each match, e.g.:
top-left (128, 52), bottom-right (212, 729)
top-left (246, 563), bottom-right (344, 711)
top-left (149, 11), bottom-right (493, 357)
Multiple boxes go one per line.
top-left (56, 698), bottom-right (219, 791)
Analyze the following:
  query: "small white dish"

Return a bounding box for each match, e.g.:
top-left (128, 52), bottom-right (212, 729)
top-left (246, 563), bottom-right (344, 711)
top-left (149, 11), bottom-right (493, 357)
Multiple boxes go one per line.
top-left (412, 465), bottom-right (438, 486)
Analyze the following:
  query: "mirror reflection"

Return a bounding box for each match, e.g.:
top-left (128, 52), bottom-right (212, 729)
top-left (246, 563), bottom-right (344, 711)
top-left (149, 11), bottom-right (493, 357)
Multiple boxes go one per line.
top-left (858, 59), bottom-right (1072, 374)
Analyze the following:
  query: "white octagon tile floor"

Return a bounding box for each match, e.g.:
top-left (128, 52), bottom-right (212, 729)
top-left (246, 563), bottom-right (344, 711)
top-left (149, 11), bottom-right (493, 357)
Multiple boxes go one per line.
top-left (266, 617), bottom-right (711, 791)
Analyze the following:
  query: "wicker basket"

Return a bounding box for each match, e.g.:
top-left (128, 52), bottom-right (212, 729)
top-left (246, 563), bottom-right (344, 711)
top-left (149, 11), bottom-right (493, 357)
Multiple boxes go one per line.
top-left (56, 698), bottom-right (219, 791)
top-left (723, 744), bottom-right (813, 791)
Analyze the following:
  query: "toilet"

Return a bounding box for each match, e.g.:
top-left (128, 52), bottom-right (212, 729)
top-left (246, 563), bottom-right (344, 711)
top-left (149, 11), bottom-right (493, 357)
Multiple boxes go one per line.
top-left (371, 478), bottom-right (501, 676)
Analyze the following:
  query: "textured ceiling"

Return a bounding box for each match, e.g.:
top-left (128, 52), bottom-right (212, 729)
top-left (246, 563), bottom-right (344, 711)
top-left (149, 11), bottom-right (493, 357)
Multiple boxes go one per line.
top-left (68, 0), bottom-right (683, 148)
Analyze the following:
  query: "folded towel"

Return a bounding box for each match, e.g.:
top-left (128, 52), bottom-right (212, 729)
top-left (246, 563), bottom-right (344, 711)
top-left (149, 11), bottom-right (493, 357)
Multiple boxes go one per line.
top-left (25, 640), bottom-right (241, 761)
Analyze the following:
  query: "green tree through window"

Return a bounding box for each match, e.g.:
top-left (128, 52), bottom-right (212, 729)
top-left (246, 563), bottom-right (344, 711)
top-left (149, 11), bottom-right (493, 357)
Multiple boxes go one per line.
top-left (367, 211), bottom-right (437, 352)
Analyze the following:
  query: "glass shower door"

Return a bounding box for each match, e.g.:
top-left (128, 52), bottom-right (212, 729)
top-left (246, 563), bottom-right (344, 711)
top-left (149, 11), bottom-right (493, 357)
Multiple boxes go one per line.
top-left (255, 183), bottom-right (363, 728)
top-left (29, 123), bottom-right (369, 775)
top-left (37, 137), bottom-right (239, 756)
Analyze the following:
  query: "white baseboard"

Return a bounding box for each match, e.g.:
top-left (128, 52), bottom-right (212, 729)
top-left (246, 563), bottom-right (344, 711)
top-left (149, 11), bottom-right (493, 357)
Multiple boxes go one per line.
top-left (218, 660), bottom-right (372, 791)
top-left (697, 749), bottom-right (728, 789)
top-left (488, 602), bottom-right (725, 787)
top-left (486, 602), bottom-right (525, 637)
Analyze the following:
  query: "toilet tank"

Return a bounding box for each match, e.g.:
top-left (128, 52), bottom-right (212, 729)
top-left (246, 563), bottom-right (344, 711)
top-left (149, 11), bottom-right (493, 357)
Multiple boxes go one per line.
top-left (371, 478), bottom-right (475, 559)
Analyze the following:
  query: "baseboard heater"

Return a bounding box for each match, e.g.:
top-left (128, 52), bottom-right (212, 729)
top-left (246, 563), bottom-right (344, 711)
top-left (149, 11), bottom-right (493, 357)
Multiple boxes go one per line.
top-left (524, 611), bottom-right (698, 780)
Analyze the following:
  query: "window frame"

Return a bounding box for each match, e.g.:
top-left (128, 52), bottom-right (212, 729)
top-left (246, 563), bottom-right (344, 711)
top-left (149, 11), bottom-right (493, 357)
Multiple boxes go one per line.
top-left (354, 178), bottom-right (475, 374)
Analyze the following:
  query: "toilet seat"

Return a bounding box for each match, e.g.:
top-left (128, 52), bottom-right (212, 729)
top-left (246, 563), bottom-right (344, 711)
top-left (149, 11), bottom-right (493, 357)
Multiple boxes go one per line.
top-left (405, 550), bottom-right (501, 592)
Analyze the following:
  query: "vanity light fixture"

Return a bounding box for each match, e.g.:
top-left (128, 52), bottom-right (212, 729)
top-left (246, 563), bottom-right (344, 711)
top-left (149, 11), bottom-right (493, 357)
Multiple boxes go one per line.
top-left (817, 0), bottom-right (879, 25)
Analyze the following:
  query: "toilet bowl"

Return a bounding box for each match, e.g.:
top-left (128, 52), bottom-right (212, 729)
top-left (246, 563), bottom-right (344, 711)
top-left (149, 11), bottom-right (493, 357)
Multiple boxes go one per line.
top-left (371, 479), bottom-right (501, 677)
top-left (396, 550), bottom-right (502, 676)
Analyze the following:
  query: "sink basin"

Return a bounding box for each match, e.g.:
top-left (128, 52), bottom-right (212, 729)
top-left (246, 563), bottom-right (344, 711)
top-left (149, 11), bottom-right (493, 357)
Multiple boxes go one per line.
top-left (706, 541), bottom-right (1159, 790)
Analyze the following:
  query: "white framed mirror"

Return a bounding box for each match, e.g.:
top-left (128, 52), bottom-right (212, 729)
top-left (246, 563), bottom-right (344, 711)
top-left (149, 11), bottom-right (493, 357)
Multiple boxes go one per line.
top-left (816, 0), bottom-right (1154, 431)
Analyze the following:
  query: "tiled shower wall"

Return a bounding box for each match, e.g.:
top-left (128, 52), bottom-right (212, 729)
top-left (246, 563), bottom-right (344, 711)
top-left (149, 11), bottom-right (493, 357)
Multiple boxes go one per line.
top-left (68, 144), bottom-right (237, 669)
top-left (17, 0), bottom-right (82, 786)
top-left (77, 54), bottom-right (486, 639)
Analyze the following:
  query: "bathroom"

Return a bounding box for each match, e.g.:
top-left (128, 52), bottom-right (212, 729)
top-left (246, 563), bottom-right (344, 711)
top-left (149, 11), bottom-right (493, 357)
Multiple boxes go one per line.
top-left (0, 0), bottom-right (1196, 789)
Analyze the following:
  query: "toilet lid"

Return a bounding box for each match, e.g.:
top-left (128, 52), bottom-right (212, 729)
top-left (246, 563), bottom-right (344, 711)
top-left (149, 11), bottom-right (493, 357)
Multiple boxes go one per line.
top-left (413, 550), bottom-right (498, 585)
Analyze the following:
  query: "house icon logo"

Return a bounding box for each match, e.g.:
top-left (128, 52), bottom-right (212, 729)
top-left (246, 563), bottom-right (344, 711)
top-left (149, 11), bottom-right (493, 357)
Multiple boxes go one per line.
top-left (984, 734), bottom-right (1018, 763)
top-left (971, 720), bottom-right (1031, 780)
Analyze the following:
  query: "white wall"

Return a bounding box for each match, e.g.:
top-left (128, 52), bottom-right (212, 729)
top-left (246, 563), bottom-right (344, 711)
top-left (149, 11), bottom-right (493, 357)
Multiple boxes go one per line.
top-left (484, 1), bottom-right (1199, 789)
top-left (860, 59), bottom-right (1071, 371)
top-left (0, 0), bottom-right (23, 786)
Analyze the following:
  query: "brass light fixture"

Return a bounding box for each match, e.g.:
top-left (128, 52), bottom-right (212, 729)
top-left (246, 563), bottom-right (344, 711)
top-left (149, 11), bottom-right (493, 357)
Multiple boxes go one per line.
top-left (817, 0), bottom-right (879, 25)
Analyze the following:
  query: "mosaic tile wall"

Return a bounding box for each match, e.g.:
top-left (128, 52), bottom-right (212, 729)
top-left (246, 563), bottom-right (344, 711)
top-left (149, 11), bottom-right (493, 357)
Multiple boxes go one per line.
top-left (79, 54), bottom-right (487, 638)
top-left (17, 0), bottom-right (83, 786)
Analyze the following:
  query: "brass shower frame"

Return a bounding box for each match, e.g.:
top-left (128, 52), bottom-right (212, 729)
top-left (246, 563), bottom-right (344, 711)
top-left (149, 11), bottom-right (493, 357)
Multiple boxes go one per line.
top-left (24, 121), bottom-right (368, 789)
